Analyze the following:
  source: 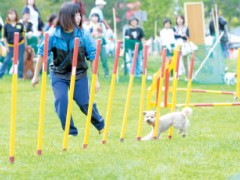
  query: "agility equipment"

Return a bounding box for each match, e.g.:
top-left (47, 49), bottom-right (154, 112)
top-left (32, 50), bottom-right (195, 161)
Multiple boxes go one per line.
top-left (136, 45), bottom-right (149, 141)
top-left (120, 43), bottom-right (139, 142)
top-left (62, 38), bottom-right (80, 151)
top-left (82, 39), bottom-right (102, 149)
top-left (102, 40), bottom-right (121, 144)
top-left (9, 33), bottom-right (19, 163)
top-left (37, 33), bottom-right (49, 155)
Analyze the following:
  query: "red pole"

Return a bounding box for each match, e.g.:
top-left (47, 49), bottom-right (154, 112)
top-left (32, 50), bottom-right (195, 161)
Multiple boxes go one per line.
top-left (131, 43), bottom-right (139, 75)
top-left (43, 33), bottom-right (49, 72)
top-left (189, 52), bottom-right (195, 79)
top-left (142, 45), bottom-right (149, 75)
top-left (93, 39), bottom-right (102, 74)
top-left (112, 40), bottom-right (121, 74)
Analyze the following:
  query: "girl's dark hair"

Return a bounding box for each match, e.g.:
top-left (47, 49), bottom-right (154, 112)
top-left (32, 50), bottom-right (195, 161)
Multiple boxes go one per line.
top-left (6, 9), bottom-right (19, 23)
top-left (26, 0), bottom-right (38, 12)
top-left (54, 2), bottom-right (82, 30)
top-left (163, 18), bottom-right (171, 25)
top-left (176, 15), bottom-right (185, 25)
top-left (90, 13), bottom-right (100, 22)
top-left (48, 14), bottom-right (57, 24)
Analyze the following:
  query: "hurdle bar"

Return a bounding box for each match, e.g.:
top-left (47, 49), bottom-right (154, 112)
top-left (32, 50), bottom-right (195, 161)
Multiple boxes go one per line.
top-left (236, 49), bottom-right (240, 99)
top-left (175, 102), bottom-right (240, 107)
top-left (177, 88), bottom-right (235, 96)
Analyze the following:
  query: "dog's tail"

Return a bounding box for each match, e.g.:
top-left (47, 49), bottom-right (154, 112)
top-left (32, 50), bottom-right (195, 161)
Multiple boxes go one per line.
top-left (182, 107), bottom-right (192, 117)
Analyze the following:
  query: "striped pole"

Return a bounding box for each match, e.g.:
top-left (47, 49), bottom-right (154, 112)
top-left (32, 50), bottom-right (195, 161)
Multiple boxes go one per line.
top-left (177, 88), bottom-right (235, 95)
top-left (82, 39), bottom-right (101, 149)
top-left (168, 50), bottom-right (181, 139)
top-left (9, 32), bottom-right (19, 163)
top-left (37, 33), bottom-right (49, 155)
top-left (62, 38), bottom-right (79, 151)
top-left (164, 60), bottom-right (172, 108)
top-left (186, 52), bottom-right (195, 106)
top-left (102, 40), bottom-right (121, 144)
top-left (176, 102), bottom-right (240, 107)
top-left (120, 43), bottom-right (139, 142)
top-left (153, 48), bottom-right (166, 139)
top-left (137, 45), bottom-right (149, 141)
top-left (236, 49), bottom-right (240, 99)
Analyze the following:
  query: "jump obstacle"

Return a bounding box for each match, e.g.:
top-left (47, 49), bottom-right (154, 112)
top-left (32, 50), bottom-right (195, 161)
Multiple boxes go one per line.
top-left (7, 32), bottom-right (240, 163)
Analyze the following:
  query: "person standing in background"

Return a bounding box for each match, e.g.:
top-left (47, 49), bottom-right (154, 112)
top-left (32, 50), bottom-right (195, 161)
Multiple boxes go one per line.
top-left (0, 9), bottom-right (25, 79)
top-left (209, 11), bottom-right (229, 58)
top-left (124, 17), bottom-right (145, 77)
top-left (173, 15), bottom-right (190, 80)
top-left (89, 0), bottom-right (107, 22)
top-left (22, 0), bottom-right (44, 37)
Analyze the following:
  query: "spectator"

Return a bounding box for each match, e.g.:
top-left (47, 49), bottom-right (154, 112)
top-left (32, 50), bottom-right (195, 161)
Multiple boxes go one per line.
top-left (0, 9), bottom-right (25, 79)
top-left (124, 17), bottom-right (145, 77)
top-left (22, 0), bottom-right (44, 36)
top-left (44, 14), bottom-right (56, 32)
top-left (88, 13), bottom-right (109, 78)
top-left (173, 15), bottom-right (190, 80)
top-left (209, 11), bottom-right (229, 58)
top-left (20, 8), bottom-right (33, 36)
top-left (160, 18), bottom-right (175, 58)
top-left (31, 2), bottom-right (105, 136)
top-left (89, 0), bottom-right (107, 22)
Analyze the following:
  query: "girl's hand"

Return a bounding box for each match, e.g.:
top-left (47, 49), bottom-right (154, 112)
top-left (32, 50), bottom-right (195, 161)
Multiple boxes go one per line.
top-left (95, 79), bottom-right (100, 93)
top-left (31, 76), bottom-right (39, 88)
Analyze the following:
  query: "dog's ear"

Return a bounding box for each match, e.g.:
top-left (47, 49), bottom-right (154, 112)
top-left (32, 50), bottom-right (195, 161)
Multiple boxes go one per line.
top-left (143, 111), bottom-right (147, 115)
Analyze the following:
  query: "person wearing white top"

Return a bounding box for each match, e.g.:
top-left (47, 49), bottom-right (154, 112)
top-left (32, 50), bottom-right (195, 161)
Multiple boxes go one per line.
top-left (89, 0), bottom-right (106, 22)
top-left (160, 19), bottom-right (175, 57)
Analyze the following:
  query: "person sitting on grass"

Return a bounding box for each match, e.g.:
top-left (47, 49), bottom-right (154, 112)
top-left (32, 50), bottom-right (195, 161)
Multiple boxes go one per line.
top-left (31, 2), bottom-right (105, 136)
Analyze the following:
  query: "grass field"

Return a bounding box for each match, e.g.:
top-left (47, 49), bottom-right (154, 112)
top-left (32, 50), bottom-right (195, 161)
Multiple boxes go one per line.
top-left (0, 56), bottom-right (240, 179)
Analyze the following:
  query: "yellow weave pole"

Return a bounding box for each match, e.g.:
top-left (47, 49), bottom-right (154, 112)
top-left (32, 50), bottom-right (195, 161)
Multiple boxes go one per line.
top-left (120, 43), bottom-right (139, 142)
top-left (136, 45), bottom-right (149, 141)
top-left (62, 38), bottom-right (80, 151)
top-left (153, 48), bottom-right (166, 139)
top-left (82, 39), bottom-right (102, 149)
top-left (236, 49), bottom-right (240, 99)
top-left (168, 50), bottom-right (181, 139)
top-left (9, 32), bottom-right (19, 163)
top-left (37, 33), bottom-right (49, 155)
top-left (102, 40), bottom-right (121, 144)
top-left (186, 52), bottom-right (195, 106)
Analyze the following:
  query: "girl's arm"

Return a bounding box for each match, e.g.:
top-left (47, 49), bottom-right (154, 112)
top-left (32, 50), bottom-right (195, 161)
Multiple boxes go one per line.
top-left (31, 55), bottom-right (43, 87)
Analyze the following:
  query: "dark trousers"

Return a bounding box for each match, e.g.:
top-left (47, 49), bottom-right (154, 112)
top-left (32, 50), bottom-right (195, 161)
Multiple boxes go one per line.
top-left (51, 75), bottom-right (104, 135)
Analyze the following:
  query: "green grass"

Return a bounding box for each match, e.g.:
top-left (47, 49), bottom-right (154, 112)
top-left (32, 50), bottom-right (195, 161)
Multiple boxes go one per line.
top-left (0, 56), bottom-right (240, 179)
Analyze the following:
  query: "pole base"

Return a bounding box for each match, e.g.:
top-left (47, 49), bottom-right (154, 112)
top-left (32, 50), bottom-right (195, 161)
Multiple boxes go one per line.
top-left (153, 137), bottom-right (157, 140)
top-left (63, 148), bottom-right (67, 151)
top-left (37, 150), bottom-right (42, 156)
top-left (102, 140), bottom-right (106, 144)
top-left (136, 137), bottom-right (141, 141)
top-left (83, 144), bottom-right (88, 149)
top-left (120, 138), bottom-right (124, 142)
top-left (9, 156), bottom-right (14, 163)
top-left (168, 135), bottom-right (172, 139)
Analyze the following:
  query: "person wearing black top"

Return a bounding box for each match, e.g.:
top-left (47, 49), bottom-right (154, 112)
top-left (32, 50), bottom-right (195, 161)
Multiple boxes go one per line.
top-left (124, 17), bottom-right (145, 77)
top-left (209, 12), bottom-right (229, 58)
top-left (0, 9), bottom-right (25, 79)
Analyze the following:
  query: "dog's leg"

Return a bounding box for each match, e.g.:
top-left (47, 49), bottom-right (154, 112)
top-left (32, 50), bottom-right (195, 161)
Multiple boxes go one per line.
top-left (142, 130), bottom-right (154, 141)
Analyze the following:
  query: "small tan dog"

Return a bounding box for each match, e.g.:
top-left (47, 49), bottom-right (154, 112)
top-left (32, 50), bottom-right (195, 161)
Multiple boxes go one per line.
top-left (142, 107), bottom-right (192, 141)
